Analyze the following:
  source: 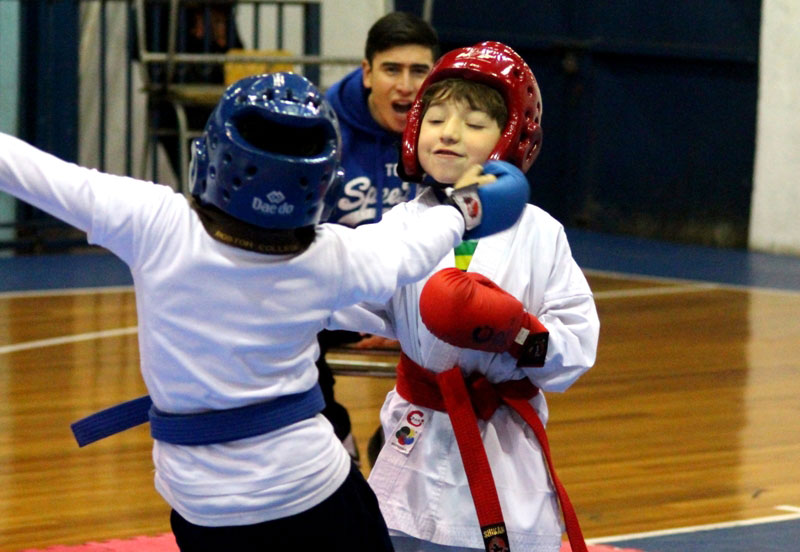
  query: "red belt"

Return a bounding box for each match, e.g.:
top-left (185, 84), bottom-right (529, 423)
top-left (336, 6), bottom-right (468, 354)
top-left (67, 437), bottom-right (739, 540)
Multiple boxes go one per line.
top-left (395, 352), bottom-right (587, 552)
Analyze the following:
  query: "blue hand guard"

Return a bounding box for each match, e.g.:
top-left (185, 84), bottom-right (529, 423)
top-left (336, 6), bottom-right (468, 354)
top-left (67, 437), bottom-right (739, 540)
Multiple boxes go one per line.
top-left (455, 160), bottom-right (530, 240)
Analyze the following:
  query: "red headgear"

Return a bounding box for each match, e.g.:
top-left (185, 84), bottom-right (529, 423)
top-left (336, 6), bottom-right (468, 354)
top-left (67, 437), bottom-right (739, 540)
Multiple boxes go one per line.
top-left (400, 41), bottom-right (543, 182)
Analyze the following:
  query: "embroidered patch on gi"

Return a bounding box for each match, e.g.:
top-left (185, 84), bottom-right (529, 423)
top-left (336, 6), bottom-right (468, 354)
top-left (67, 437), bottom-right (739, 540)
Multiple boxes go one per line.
top-left (482, 522), bottom-right (510, 552)
top-left (390, 408), bottom-right (426, 455)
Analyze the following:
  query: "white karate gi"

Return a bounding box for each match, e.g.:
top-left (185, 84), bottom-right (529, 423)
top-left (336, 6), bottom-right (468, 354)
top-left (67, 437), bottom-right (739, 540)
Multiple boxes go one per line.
top-left (330, 187), bottom-right (600, 551)
top-left (0, 133), bottom-right (466, 528)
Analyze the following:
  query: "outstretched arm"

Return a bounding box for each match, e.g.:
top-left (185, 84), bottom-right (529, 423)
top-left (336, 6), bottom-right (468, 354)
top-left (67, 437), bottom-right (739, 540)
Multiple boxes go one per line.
top-left (0, 132), bottom-right (101, 232)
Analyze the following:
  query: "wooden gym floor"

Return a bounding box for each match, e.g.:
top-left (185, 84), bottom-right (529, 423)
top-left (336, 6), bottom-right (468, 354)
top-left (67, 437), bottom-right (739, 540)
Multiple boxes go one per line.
top-left (1, 229), bottom-right (799, 551)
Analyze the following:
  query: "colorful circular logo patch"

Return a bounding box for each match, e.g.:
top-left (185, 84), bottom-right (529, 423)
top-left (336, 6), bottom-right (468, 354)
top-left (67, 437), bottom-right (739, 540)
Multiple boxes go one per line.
top-left (395, 426), bottom-right (416, 445)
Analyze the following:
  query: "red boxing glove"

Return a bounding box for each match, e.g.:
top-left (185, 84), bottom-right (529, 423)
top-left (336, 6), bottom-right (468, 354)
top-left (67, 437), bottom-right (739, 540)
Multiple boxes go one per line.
top-left (419, 268), bottom-right (549, 367)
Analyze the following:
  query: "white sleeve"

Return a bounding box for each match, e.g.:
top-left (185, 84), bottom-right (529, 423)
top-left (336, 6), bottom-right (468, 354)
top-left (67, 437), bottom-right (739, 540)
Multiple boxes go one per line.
top-left (355, 203), bottom-right (464, 285)
top-left (0, 132), bottom-right (182, 266)
top-left (327, 302), bottom-right (396, 338)
top-left (0, 132), bottom-right (109, 232)
top-left (525, 227), bottom-right (600, 392)
top-left (326, 203), bottom-right (464, 308)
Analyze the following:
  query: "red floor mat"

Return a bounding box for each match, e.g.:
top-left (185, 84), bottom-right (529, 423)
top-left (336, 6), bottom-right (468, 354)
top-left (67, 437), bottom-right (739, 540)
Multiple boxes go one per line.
top-left (20, 534), bottom-right (642, 552)
top-left (19, 534), bottom-right (178, 552)
top-left (562, 545), bottom-right (644, 552)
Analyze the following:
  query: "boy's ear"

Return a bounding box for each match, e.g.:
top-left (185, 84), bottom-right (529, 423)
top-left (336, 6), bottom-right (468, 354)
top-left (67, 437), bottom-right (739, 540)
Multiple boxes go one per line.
top-left (361, 59), bottom-right (372, 89)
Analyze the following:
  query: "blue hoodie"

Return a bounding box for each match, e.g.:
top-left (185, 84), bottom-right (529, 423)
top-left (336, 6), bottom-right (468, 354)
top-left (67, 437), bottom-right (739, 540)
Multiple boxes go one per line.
top-left (324, 68), bottom-right (416, 227)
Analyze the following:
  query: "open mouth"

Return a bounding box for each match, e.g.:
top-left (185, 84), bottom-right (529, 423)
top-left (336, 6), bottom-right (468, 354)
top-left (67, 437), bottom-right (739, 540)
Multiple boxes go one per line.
top-left (392, 102), bottom-right (412, 115)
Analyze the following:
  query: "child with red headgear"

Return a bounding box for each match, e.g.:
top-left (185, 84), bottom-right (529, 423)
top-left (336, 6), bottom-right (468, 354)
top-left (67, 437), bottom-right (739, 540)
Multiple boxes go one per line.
top-left (328, 42), bottom-right (600, 552)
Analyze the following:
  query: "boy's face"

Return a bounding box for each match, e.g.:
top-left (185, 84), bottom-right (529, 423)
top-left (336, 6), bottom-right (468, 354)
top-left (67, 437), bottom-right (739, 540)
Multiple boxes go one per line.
top-left (362, 44), bottom-right (435, 134)
top-left (417, 99), bottom-right (502, 184)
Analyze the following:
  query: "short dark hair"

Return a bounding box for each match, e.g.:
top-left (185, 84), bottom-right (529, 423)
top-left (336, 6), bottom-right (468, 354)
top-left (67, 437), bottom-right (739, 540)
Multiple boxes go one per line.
top-left (420, 79), bottom-right (508, 130)
top-left (364, 11), bottom-right (439, 64)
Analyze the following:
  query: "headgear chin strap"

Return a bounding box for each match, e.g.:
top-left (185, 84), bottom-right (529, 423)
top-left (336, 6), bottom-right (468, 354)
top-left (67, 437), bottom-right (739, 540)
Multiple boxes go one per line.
top-left (400, 41), bottom-right (543, 183)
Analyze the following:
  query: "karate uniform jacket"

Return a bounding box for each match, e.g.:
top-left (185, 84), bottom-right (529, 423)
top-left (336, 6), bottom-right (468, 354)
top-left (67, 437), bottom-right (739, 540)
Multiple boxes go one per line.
top-left (330, 187), bottom-right (600, 551)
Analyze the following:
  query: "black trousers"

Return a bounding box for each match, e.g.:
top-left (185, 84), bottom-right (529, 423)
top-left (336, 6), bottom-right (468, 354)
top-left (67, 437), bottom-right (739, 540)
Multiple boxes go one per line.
top-left (170, 462), bottom-right (394, 551)
top-left (317, 329), bottom-right (362, 440)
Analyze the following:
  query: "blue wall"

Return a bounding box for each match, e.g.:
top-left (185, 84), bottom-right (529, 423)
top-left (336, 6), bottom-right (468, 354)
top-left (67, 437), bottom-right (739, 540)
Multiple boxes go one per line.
top-left (399, 0), bottom-right (761, 248)
top-left (10, 1), bottom-right (81, 253)
top-left (18, 1), bottom-right (79, 160)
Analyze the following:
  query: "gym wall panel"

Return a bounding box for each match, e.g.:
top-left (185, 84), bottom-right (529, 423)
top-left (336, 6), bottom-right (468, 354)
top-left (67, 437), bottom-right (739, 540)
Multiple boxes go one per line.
top-left (749, 0), bottom-right (800, 255)
top-left (423, 0), bottom-right (761, 248)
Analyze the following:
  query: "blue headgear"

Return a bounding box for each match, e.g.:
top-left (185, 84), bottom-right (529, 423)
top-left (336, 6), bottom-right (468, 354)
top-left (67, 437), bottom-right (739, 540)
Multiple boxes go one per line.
top-left (190, 72), bottom-right (342, 229)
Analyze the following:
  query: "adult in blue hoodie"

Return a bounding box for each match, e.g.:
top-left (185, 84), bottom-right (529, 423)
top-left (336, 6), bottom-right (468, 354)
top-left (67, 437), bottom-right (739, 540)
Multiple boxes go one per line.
top-left (324, 12), bottom-right (439, 227)
top-left (318, 12), bottom-right (439, 466)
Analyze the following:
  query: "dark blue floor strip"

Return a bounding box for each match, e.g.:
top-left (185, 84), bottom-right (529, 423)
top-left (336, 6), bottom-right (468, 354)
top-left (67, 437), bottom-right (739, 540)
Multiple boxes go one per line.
top-left (604, 517), bottom-right (800, 552)
top-left (567, 229), bottom-right (800, 292)
top-left (0, 251), bottom-right (132, 292)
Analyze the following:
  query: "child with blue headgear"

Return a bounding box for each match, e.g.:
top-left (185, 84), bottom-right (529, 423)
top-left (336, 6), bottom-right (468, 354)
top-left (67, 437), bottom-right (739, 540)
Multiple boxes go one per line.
top-left (0, 71), bottom-right (531, 551)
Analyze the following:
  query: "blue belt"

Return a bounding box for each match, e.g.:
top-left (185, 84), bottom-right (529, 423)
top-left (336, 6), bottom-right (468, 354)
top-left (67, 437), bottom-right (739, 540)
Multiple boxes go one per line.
top-left (71, 383), bottom-right (325, 447)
